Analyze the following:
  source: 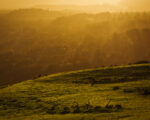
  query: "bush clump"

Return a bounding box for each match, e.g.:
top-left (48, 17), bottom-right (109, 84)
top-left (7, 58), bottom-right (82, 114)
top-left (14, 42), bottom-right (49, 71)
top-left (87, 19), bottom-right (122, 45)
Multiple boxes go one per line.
top-left (113, 86), bottom-right (120, 90)
top-left (45, 102), bottom-right (123, 114)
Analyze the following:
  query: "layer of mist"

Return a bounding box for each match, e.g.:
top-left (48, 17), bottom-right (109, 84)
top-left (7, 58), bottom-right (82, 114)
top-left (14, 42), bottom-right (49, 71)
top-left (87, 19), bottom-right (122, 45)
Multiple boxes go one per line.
top-left (0, 9), bottom-right (150, 86)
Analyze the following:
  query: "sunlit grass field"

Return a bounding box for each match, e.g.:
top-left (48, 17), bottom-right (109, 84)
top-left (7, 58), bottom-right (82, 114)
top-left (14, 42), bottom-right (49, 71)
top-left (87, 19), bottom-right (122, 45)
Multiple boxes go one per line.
top-left (0, 64), bottom-right (150, 120)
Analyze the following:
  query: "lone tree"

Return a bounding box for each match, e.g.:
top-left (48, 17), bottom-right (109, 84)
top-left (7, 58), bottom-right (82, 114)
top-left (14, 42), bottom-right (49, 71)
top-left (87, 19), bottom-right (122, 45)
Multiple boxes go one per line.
top-left (88, 77), bottom-right (97, 86)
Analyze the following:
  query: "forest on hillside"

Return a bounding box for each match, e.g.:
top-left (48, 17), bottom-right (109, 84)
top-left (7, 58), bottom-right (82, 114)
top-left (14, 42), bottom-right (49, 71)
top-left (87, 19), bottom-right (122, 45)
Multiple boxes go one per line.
top-left (0, 9), bottom-right (150, 86)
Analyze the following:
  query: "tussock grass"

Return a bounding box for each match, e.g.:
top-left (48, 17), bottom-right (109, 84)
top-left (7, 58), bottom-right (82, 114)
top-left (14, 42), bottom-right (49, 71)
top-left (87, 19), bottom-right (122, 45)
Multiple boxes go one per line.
top-left (0, 64), bottom-right (150, 120)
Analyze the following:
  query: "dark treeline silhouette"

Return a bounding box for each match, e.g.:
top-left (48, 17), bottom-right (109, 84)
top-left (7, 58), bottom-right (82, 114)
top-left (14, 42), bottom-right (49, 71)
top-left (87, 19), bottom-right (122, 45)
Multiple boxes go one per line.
top-left (0, 9), bottom-right (150, 86)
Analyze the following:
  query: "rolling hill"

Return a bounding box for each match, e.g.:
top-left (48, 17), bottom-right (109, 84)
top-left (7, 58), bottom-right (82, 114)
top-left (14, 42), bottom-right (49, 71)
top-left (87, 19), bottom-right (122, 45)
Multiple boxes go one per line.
top-left (0, 64), bottom-right (150, 120)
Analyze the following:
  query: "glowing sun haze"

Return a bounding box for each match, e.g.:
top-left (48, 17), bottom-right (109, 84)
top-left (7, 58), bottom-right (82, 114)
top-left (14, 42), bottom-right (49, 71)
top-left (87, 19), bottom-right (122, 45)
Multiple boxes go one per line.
top-left (0, 0), bottom-right (150, 11)
top-left (0, 0), bottom-right (121, 9)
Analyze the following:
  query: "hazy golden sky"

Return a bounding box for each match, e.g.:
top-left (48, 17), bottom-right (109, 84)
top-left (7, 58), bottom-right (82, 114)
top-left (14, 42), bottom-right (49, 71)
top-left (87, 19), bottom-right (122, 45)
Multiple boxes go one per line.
top-left (0, 0), bottom-right (150, 10)
top-left (0, 0), bottom-right (120, 8)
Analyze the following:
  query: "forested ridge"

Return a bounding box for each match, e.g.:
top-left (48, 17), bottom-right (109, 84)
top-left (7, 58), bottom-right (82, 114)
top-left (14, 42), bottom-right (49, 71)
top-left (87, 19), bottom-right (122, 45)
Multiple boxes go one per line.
top-left (0, 9), bottom-right (150, 86)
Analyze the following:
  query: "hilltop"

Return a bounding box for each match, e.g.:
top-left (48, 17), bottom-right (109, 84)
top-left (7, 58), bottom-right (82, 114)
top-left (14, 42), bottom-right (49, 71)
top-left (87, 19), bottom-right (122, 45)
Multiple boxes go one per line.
top-left (0, 64), bottom-right (150, 120)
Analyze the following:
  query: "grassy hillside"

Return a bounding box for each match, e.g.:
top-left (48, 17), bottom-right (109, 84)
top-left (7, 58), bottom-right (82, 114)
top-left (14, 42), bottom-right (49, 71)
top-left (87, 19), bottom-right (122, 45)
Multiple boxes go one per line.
top-left (0, 64), bottom-right (150, 120)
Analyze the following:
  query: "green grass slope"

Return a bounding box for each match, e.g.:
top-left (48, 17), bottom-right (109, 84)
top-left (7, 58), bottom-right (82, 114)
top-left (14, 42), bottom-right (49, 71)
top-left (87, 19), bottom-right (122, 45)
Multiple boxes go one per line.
top-left (0, 64), bottom-right (150, 120)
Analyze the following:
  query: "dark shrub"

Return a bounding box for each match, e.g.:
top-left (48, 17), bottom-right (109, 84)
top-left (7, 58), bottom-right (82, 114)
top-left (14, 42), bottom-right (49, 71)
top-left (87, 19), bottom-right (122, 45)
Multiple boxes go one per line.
top-left (87, 77), bottom-right (97, 86)
top-left (105, 105), bottom-right (114, 109)
top-left (140, 87), bottom-right (150, 95)
top-left (72, 103), bottom-right (81, 113)
top-left (61, 107), bottom-right (70, 114)
top-left (93, 106), bottom-right (110, 113)
top-left (133, 60), bottom-right (149, 65)
top-left (94, 106), bottom-right (102, 111)
top-left (115, 104), bottom-right (122, 110)
top-left (82, 103), bottom-right (94, 113)
top-left (113, 86), bottom-right (120, 90)
top-left (38, 74), bottom-right (42, 78)
top-left (47, 105), bottom-right (57, 114)
top-left (143, 89), bottom-right (150, 95)
top-left (123, 89), bottom-right (134, 93)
